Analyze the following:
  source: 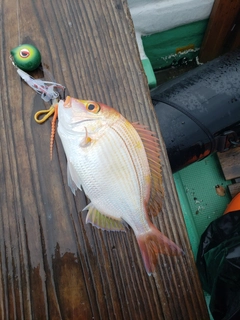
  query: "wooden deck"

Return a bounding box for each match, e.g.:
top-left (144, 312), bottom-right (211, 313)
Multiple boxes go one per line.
top-left (218, 147), bottom-right (240, 197)
top-left (0, 0), bottom-right (209, 319)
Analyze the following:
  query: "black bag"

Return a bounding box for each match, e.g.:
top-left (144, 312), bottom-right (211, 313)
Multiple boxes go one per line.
top-left (196, 210), bottom-right (240, 320)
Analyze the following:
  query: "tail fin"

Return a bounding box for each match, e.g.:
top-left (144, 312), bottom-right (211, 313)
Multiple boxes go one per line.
top-left (136, 223), bottom-right (183, 275)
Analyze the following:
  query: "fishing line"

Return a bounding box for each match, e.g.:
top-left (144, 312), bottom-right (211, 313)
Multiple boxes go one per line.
top-left (16, 0), bottom-right (21, 45)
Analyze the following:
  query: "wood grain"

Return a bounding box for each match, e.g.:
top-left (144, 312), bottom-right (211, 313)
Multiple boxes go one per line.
top-left (228, 183), bottom-right (240, 198)
top-left (218, 147), bottom-right (240, 180)
top-left (199, 0), bottom-right (240, 62)
top-left (0, 0), bottom-right (208, 319)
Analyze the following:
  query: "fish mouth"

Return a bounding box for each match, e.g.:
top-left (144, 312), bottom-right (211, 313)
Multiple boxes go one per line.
top-left (71, 118), bottom-right (96, 125)
top-left (63, 96), bottom-right (89, 109)
top-left (61, 97), bottom-right (102, 125)
top-left (63, 96), bottom-right (72, 108)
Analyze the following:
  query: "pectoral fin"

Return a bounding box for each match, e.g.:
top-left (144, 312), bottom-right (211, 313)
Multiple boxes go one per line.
top-left (67, 161), bottom-right (82, 194)
top-left (85, 204), bottom-right (126, 232)
top-left (80, 127), bottom-right (92, 147)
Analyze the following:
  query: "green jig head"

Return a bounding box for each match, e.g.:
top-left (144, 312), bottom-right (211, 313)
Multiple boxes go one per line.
top-left (10, 44), bottom-right (41, 71)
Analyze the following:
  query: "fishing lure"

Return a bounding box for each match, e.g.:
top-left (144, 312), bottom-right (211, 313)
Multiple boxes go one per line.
top-left (16, 68), bottom-right (65, 102)
top-left (11, 44), bottom-right (66, 157)
top-left (10, 44), bottom-right (41, 72)
top-left (10, 44), bottom-right (65, 102)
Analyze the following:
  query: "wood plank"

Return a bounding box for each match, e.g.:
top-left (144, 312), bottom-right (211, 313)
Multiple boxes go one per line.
top-left (199, 0), bottom-right (240, 62)
top-left (228, 183), bottom-right (240, 198)
top-left (218, 147), bottom-right (240, 180)
top-left (0, 0), bottom-right (208, 319)
top-left (224, 10), bottom-right (240, 51)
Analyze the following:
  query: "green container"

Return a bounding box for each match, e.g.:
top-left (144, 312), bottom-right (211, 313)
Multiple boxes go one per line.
top-left (174, 153), bottom-right (231, 258)
top-left (142, 19), bottom-right (208, 70)
top-left (174, 153), bottom-right (232, 320)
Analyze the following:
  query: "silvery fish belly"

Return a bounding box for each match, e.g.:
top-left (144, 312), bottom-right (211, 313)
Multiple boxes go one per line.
top-left (57, 96), bottom-right (182, 274)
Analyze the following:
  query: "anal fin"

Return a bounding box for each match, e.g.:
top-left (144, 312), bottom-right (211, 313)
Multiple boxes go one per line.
top-left (85, 204), bottom-right (126, 232)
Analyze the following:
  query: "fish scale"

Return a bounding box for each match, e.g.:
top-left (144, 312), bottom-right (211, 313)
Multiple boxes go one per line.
top-left (64, 120), bottom-right (149, 232)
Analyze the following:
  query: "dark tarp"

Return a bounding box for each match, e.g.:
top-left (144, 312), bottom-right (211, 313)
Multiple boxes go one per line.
top-left (196, 210), bottom-right (240, 320)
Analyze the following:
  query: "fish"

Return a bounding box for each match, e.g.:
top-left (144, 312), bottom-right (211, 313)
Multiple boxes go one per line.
top-left (57, 96), bottom-right (182, 274)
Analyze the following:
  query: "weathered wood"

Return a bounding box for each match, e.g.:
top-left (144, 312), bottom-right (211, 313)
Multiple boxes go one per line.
top-left (199, 0), bottom-right (240, 62)
top-left (218, 147), bottom-right (240, 180)
top-left (0, 0), bottom-right (208, 319)
top-left (228, 183), bottom-right (240, 198)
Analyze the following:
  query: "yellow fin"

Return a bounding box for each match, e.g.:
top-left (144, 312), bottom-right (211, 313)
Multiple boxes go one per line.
top-left (85, 204), bottom-right (126, 232)
top-left (132, 122), bottom-right (163, 217)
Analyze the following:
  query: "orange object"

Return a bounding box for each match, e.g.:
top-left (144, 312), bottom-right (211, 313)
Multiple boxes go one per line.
top-left (224, 193), bottom-right (240, 214)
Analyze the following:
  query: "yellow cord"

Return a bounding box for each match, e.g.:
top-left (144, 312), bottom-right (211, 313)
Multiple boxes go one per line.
top-left (34, 105), bottom-right (56, 124)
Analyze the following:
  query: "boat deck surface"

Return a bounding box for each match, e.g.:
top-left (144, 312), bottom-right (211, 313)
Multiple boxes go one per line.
top-left (0, 0), bottom-right (209, 319)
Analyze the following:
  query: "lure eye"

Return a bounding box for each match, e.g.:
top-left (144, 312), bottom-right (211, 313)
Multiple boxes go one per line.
top-left (86, 102), bottom-right (101, 113)
top-left (19, 49), bottom-right (30, 58)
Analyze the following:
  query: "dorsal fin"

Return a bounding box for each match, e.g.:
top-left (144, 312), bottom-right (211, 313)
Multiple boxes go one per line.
top-left (85, 204), bottom-right (126, 232)
top-left (132, 122), bottom-right (164, 217)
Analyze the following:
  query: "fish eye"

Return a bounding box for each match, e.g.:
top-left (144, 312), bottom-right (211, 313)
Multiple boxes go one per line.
top-left (19, 49), bottom-right (30, 58)
top-left (86, 102), bottom-right (101, 113)
top-left (88, 104), bottom-right (95, 110)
